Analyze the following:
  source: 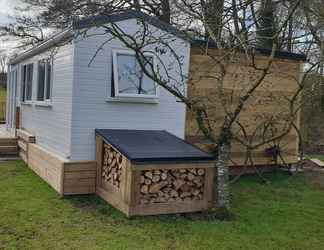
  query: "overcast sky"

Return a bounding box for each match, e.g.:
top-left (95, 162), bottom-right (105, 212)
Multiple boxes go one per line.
top-left (0, 0), bottom-right (19, 25)
top-left (0, 0), bottom-right (24, 53)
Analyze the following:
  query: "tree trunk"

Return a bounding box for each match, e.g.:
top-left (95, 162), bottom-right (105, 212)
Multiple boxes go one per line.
top-left (159, 0), bottom-right (171, 23)
top-left (215, 141), bottom-right (230, 209)
top-left (256, 0), bottom-right (276, 49)
top-left (203, 0), bottom-right (225, 45)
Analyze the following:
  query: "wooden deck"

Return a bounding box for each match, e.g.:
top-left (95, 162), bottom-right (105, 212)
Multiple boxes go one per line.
top-left (0, 125), bottom-right (15, 138)
top-left (0, 125), bottom-right (18, 157)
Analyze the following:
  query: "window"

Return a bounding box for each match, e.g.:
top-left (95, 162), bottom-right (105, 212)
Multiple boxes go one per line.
top-left (37, 58), bottom-right (52, 102)
top-left (112, 50), bottom-right (157, 98)
top-left (21, 63), bottom-right (34, 102)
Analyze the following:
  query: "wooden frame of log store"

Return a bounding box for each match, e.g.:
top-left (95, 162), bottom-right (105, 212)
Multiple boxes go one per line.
top-left (95, 129), bottom-right (215, 217)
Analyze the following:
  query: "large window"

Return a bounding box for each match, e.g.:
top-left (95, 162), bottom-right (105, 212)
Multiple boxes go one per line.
top-left (21, 63), bottom-right (34, 102)
top-left (112, 50), bottom-right (157, 98)
top-left (37, 58), bottom-right (52, 102)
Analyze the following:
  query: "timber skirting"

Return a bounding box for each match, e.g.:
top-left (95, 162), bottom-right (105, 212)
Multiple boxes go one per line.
top-left (19, 137), bottom-right (96, 196)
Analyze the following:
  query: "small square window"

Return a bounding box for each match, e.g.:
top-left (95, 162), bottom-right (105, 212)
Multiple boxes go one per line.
top-left (112, 50), bottom-right (157, 98)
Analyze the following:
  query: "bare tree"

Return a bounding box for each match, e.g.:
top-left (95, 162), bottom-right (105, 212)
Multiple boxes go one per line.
top-left (5, 0), bottom-right (324, 211)
top-left (0, 0), bottom-right (172, 48)
top-left (0, 50), bottom-right (8, 73)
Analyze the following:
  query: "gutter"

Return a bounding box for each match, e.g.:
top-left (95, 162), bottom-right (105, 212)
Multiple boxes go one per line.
top-left (9, 28), bottom-right (74, 65)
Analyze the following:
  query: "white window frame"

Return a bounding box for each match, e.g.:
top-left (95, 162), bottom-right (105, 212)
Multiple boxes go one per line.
top-left (36, 58), bottom-right (53, 105)
top-left (21, 63), bottom-right (34, 103)
top-left (112, 49), bottom-right (158, 99)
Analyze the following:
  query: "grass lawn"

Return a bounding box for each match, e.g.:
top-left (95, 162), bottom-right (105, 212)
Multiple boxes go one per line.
top-left (1, 161), bottom-right (324, 250)
top-left (0, 86), bottom-right (6, 103)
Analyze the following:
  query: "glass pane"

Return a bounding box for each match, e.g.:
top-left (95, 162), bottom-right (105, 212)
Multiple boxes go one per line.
top-left (37, 61), bottom-right (45, 101)
top-left (140, 57), bottom-right (156, 95)
top-left (26, 64), bottom-right (33, 100)
top-left (46, 62), bottom-right (51, 100)
top-left (21, 66), bottom-right (26, 101)
top-left (117, 53), bottom-right (156, 96)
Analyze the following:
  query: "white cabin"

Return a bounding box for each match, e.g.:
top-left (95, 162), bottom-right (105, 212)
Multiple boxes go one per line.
top-left (6, 11), bottom-right (191, 162)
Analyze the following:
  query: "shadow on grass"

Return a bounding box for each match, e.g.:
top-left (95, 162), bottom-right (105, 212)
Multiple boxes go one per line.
top-left (64, 194), bottom-right (236, 223)
top-left (63, 172), bottom-right (304, 224)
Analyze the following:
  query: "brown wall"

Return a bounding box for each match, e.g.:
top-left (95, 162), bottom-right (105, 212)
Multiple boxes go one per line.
top-left (186, 48), bottom-right (302, 166)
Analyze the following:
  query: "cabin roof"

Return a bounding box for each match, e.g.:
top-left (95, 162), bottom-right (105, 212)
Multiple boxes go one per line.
top-left (95, 129), bottom-right (215, 164)
top-left (73, 10), bottom-right (187, 40)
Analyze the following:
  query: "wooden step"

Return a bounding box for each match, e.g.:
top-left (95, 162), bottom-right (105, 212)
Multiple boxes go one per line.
top-left (0, 138), bottom-right (18, 147)
top-left (0, 146), bottom-right (18, 155)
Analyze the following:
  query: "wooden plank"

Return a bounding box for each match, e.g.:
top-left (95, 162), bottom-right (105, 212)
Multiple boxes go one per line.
top-left (129, 167), bottom-right (141, 210)
top-left (64, 186), bottom-right (96, 195)
top-left (18, 140), bottom-right (27, 152)
top-left (187, 50), bottom-right (301, 167)
top-left (19, 150), bottom-right (27, 163)
top-left (96, 187), bottom-right (130, 216)
top-left (28, 144), bottom-right (64, 194)
top-left (310, 159), bottom-right (324, 167)
top-left (17, 129), bottom-right (35, 143)
top-left (204, 167), bottom-right (215, 207)
top-left (27, 143), bottom-right (98, 195)
top-left (131, 200), bottom-right (210, 216)
top-left (0, 138), bottom-right (18, 146)
top-left (64, 178), bottom-right (96, 187)
top-left (95, 135), bottom-right (103, 193)
top-left (0, 145), bottom-right (18, 154)
top-left (15, 107), bottom-right (20, 129)
top-left (64, 162), bottom-right (96, 172)
top-left (64, 171), bottom-right (96, 179)
top-left (132, 162), bottom-right (214, 171)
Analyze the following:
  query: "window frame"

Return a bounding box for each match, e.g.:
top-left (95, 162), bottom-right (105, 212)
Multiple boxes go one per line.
top-left (21, 63), bottom-right (34, 103)
top-left (112, 49), bottom-right (158, 99)
top-left (36, 58), bottom-right (53, 104)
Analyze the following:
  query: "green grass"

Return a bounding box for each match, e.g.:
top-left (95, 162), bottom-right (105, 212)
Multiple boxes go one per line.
top-left (1, 161), bottom-right (324, 250)
top-left (0, 86), bottom-right (6, 103)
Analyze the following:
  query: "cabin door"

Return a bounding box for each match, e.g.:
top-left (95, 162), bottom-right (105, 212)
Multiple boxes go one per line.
top-left (6, 67), bottom-right (17, 135)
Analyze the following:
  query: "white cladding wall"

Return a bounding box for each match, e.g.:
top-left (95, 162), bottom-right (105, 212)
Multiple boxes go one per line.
top-left (16, 44), bottom-right (74, 158)
top-left (70, 19), bottom-right (190, 160)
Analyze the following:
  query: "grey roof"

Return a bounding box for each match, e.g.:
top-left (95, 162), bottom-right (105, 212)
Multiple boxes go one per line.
top-left (73, 10), bottom-right (188, 40)
top-left (95, 129), bottom-right (215, 164)
top-left (192, 39), bottom-right (307, 62)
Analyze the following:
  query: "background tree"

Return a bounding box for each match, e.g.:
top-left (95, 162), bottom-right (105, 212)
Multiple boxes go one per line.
top-left (0, 50), bottom-right (8, 73)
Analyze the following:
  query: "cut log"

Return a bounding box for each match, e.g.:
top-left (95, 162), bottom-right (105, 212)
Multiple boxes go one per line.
top-left (170, 190), bottom-right (179, 198)
top-left (180, 192), bottom-right (191, 198)
top-left (161, 172), bottom-right (168, 180)
top-left (180, 184), bottom-right (191, 192)
top-left (197, 169), bottom-right (205, 176)
top-left (152, 175), bottom-right (161, 183)
top-left (144, 178), bottom-right (152, 185)
top-left (144, 171), bottom-right (153, 180)
top-left (141, 185), bottom-right (149, 194)
top-left (173, 179), bottom-right (185, 190)
top-left (149, 181), bottom-right (168, 193)
top-left (187, 173), bottom-right (195, 181)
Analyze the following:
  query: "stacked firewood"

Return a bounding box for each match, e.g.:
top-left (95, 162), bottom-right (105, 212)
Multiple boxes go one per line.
top-left (139, 168), bottom-right (205, 204)
top-left (102, 143), bottom-right (123, 188)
